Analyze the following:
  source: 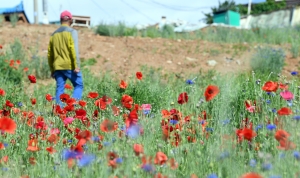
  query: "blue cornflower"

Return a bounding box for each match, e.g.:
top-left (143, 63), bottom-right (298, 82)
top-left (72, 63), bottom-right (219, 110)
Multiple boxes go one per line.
top-left (2, 168), bottom-right (8, 171)
top-left (68, 140), bottom-right (72, 143)
top-left (112, 138), bottom-right (116, 143)
top-left (255, 124), bottom-right (263, 131)
top-left (266, 100), bottom-right (271, 104)
top-left (18, 102), bottom-right (23, 107)
top-left (143, 110), bottom-right (150, 115)
top-left (287, 100), bottom-right (293, 107)
top-left (219, 151), bottom-right (229, 160)
top-left (126, 125), bottom-right (141, 139)
top-left (186, 79), bottom-right (195, 85)
top-left (3, 143), bottom-right (8, 147)
top-left (269, 176), bottom-right (281, 178)
top-left (207, 173), bottom-right (218, 178)
top-left (169, 120), bottom-right (178, 125)
top-left (115, 158), bottom-right (123, 164)
top-left (272, 108), bottom-right (277, 113)
top-left (222, 119), bottom-right (230, 125)
top-left (92, 136), bottom-right (100, 142)
top-left (119, 125), bottom-right (126, 131)
top-left (279, 152), bottom-right (285, 159)
top-left (291, 71), bottom-right (298, 76)
top-left (199, 120), bottom-right (205, 124)
top-left (266, 124), bottom-right (276, 131)
top-left (249, 159), bottom-right (257, 167)
top-left (262, 163), bottom-right (272, 171)
top-left (103, 142), bottom-right (111, 146)
top-left (77, 154), bottom-right (96, 167)
top-left (293, 115), bottom-right (300, 121)
top-left (206, 128), bottom-right (213, 132)
top-left (142, 164), bottom-right (155, 173)
top-left (293, 151), bottom-right (300, 160)
top-left (62, 149), bottom-right (82, 160)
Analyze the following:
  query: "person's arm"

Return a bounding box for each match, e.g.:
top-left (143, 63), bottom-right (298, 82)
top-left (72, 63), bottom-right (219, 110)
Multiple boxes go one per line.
top-left (47, 37), bottom-right (54, 74)
top-left (69, 30), bottom-right (80, 71)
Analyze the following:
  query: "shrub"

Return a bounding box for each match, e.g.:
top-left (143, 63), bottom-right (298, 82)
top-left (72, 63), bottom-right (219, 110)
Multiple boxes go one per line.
top-left (9, 13), bottom-right (18, 27)
top-left (290, 39), bottom-right (300, 58)
top-left (250, 46), bottom-right (285, 75)
top-left (95, 22), bottom-right (138, 37)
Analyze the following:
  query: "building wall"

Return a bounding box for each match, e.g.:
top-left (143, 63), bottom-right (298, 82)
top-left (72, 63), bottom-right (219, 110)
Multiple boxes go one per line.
top-left (240, 8), bottom-right (293, 29)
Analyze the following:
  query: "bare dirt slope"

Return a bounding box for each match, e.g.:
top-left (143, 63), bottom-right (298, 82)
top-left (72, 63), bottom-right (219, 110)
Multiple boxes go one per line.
top-left (0, 22), bottom-right (299, 81)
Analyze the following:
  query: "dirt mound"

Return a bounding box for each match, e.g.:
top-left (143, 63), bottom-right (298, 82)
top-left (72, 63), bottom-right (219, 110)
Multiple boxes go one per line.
top-left (0, 22), bottom-right (298, 80)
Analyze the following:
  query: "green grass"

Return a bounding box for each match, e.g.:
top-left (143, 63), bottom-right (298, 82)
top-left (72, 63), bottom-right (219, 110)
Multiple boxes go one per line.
top-left (1, 32), bottom-right (300, 178)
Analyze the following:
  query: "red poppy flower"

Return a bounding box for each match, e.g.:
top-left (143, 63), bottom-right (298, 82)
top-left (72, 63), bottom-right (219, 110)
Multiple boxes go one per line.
top-left (177, 92), bottom-right (188, 104)
top-left (168, 158), bottom-right (178, 170)
top-left (204, 85), bottom-right (220, 101)
top-left (277, 139), bottom-right (296, 150)
top-left (5, 100), bottom-right (14, 108)
top-left (125, 109), bottom-right (138, 128)
top-left (133, 143), bottom-right (144, 156)
top-left (277, 107), bottom-right (292, 115)
top-left (241, 172), bottom-right (263, 178)
top-left (119, 80), bottom-right (127, 89)
top-left (0, 88), bottom-right (5, 96)
top-left (60, 93), bottom-right (70, 103)
top-left (107, 152), bottom-right (119, 168)
top-left (34, 121), bottom-right (47, 130)
top-left (121, 95), bottom-right (133, 109)
top-left (275, 129), bottom-right (290, 141)
top-left (47, 134), bottom-right (60, 144)
top-left (76, 130), bottom-right (92, 140)
top-left (29, 157), bottom-right (36, 165)
top-left (236, 128), bottom-right (257, 142)
top-left (66, 98), bottom-right (76, 106)
top-left (101, 95), bottom-right (112, 104)
top-left (31, 98), bottom-right (36, 105)
top-left (262, 81), bottom-right (278, 92)
top-left (112, 106), bottom-right (120, 116)
top-left (279, 83), bottom-right (288, 90)
top-left (75, 109), bottom-right (87, 119)
top-left (0, 143), bottom-right (5, 150)
top-left (136, 72), bottom-right (143, 80)
top-left (0, 117), bottom-right (17, 134)
top-left (0, 45), bottom-right (2, 49)
top-left (154, 151), bottom-right (168, 165)
top-left (24, 67), bottom-right (29, 72)
top-left (87, 92), bottom-right (99, 99)
top-left (100, 119), bottom-right (118, 132)
top-left (27, 139), bottom-right (39, 152)
top-left (46, 146), bottom-right (56, 154)
top-left (45, 94), bottom-right (52, 102)
top-left (95, 98), bottom-right (107, 110)
top-left (28, 75), bottom-right (36, 83)
top-left (16, 60), bottom-right (21, 65)
top-left (78, 100), bottom-right (87, 107)
top-left (64, 84), bottom-right (72, 90)
top-left (0, 155), bottom-right (8, 164)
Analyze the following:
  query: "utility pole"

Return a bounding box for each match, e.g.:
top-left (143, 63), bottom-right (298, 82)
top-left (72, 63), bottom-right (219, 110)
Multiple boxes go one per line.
top-left (42, 0), bottom-right (49, 24)
top-left (34, 0), bottom-right (38, 24)
top-left (247, 0), bottom-right (252, 15)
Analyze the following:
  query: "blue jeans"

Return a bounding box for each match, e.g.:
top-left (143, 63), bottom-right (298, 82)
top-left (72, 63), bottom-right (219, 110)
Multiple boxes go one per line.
top-left (54, 70), bottom-right (84, 105)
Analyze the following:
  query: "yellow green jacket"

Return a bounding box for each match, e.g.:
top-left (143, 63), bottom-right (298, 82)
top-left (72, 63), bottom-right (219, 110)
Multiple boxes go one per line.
top-left (48, 24), bottom-right (80, 73)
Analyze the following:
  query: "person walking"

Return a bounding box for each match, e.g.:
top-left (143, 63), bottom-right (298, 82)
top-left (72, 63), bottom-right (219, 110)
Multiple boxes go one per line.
top-left (48, 10), bottom-right (83, 106)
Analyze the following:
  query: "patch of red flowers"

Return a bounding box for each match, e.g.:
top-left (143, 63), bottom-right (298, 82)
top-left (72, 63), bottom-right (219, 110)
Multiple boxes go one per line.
top-left (28, 75), bottom-right (36, 83)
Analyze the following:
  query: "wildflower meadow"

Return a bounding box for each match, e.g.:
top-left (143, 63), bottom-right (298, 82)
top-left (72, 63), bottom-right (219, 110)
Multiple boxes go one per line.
top-left (1, 32), bottom-right (300, 178)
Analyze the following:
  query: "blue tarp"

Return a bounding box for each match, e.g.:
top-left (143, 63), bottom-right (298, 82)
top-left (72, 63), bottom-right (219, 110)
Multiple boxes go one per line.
top-left (0, 1), bottom-right (24, 14)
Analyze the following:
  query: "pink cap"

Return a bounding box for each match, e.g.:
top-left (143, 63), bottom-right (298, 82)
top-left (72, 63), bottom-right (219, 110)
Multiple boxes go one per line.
top-left (60, 10), bottom-right (72, 19)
